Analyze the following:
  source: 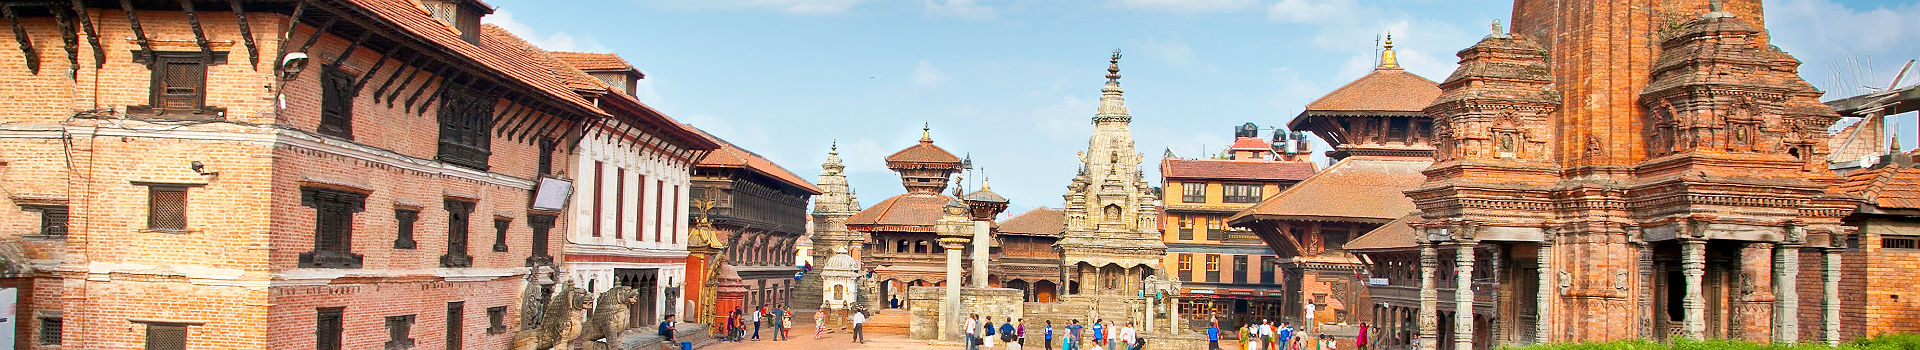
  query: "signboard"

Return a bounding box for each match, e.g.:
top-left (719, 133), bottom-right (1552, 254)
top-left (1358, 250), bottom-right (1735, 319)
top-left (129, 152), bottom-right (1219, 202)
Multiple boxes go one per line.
top-left (1369, 278), bottom-right (1390, 286)
top-left (531, 177), bottom-right (574, 212)
top-left (0, 288), bottom-right (14, 346)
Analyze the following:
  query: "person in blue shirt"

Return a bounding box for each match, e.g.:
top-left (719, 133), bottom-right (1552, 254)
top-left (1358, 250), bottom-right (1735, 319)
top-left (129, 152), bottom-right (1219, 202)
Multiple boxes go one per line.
top-left (1044, 321), bottom-right (1055, 350)
top-left (1277, 322), bottom-right (1294, 350)
top-left (1206, 320), bottom-right (1220, 350)
top-left (1064, 319), bottom-right (1085, 350)
top-left (1000, 321), bottom-right (1017, 345)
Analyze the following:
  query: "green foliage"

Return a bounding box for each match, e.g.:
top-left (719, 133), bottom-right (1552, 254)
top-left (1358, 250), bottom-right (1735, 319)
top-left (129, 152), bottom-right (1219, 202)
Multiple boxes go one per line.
top-left (1502, 334), bottom-right (1920, 350)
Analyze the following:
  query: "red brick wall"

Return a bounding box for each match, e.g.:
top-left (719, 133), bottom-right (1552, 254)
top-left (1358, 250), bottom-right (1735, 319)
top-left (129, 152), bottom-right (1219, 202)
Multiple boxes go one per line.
top-left (268, 277), bottom-right (522, 350)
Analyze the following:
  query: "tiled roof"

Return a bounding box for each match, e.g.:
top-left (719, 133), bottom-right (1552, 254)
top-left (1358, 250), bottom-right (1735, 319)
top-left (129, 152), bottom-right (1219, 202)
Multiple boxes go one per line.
top-left (1231, 137), bottom-right (1270, 151)
top-left (1228, 156), bottom-right (1431, 224)
top-left (887, 140), bottom-right (962, 165)
top-left (480, 25), bottom-right (606, 94)
top-left (688, 127), bottom-right (824, 194)
top-left (1837, 162), bottom-right (1920, 210)
top-left (550, 51), bottom-right (643, 77)
top-left (1302, 68), bottom-right (1441, 114)
top-left (341, 0), bottom-right (604, 115)
top-left (1162, 159), bottom-right (1317, 182)
top-left (999, 207), bottom-right (1064, 236)
top-left (1344, 213), bottom-right (1421, 251)
top-left (962, 188), bottom-right (1007, 203)
top-left (845, 194), bottom-right (957, 232)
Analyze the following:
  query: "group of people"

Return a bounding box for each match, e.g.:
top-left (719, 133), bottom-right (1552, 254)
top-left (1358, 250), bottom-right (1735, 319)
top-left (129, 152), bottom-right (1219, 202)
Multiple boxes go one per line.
top-left (1225, 320), bottom-right (1372, 350)
top-left (970, 317), bottom-right (1147, 350)
top-left (721, 306), bottom-right (794, 342)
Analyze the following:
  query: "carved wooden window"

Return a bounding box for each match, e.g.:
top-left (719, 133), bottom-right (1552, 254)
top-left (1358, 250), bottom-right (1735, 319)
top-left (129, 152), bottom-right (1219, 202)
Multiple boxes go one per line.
top-left (528, 214), bottom-right (555, 266)
top-left (22, 204), bottom-right (66, 237)
top-left (1181, 182), bottom-right (1207, 203)
top-left (150, 52), bottom-right (210, 116)
top-left (1388, 117), bottom-right (1410, 144)
top-left (1223, 183), bottom-right (1262, 203)
top-left (435, 86), bottom-right (493, 170)
top-left (493, 217), bottom-right (511, 252)
top-left (144, 184), bottom-right (192, 231)
top-left (396, 208), bottom-right (420, 249)
top-left (319, 67), bottom-right (356, 139)
top-left (1233, 255), bottom-right (1248, 283)
top-left (143, 322), bottom-right (189, 350)
top-left (37, 316), bottom-right (60, 345)
top-left (385, 314), bottom-right (416, 350)
top-left (315, 308), bottom-right (343, 350)
top-left (300, 188), bottom-right (367, 269)
top-left (486, 306), bottom-right (508, 334)
top-left (537, 138), bottom-right (556, 175)
top-left (442, 199), bottom-right (474, 268)
top-left (445, 302), bottom-right (464, 350)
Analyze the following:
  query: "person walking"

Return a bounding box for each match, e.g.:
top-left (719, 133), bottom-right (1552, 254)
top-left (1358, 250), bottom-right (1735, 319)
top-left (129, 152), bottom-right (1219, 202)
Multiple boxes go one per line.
top-left (1207, 320), bottom-right (1220, 350)
top-left (782, 308), bottom-right (793, 340)
top-left (1302, 303), bottom-right (1316, 333)
top-left (1106, 321), bottom-right (1120, 350)
top-left (1090, 320), bottom-right (1105, 350)
top-left (986, 317), bottom-right (999, 349)
top-left (1355, 322), bottom-right (1369, 350)
top-left (750, 307), bottom-right (763, 341)
top-left (967, 314), bottom-right (982, 350)
top-left (1239, 324), bottom-right (1251, 350)
top-left (1118, 321), bottom-right (1137, 350)
top-left (1016, 319), bottom-right (1028, 349)
top-left (814, 309), bottom-right (827, 340)
top-left (850, 309), bottom-right (868, 343)
top-left (1065, 319), bottom-right (1085, 350)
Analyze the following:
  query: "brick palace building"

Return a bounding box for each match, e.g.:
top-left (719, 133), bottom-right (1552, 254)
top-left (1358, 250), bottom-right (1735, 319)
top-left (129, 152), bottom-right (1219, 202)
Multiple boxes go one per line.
top-left (688, 127), bottom-right (820, 311)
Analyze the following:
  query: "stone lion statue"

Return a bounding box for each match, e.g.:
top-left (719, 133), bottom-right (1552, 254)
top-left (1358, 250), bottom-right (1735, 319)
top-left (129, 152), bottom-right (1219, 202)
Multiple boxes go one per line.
top-left (535, 281), bottom-right (591, 350)
top-left (581, 286), bottom-right (640, 347)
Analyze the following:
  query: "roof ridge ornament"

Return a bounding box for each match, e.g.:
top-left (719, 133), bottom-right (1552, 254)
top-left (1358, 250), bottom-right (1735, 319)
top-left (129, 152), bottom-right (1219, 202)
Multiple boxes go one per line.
top-left (921, 122), bottom-right (932, 142)
top-left (1703, 0), bottom-right (1734, 19)
top-left (1379, 33), bottom-right (1399, 69)
top-left (1107, 48), bottom-right (1122, 83)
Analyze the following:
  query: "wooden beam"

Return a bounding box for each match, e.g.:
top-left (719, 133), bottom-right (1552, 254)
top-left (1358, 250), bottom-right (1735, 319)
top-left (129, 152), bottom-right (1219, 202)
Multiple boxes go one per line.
top-left (118, 0), bottom-right (152, 64)
top-left (69, 0), bottom-right (101, 68)
top-left (510, 110), bottom-right (554, 143)
top-left (350, 43), bottom-right (401, 94)
top-left (416, 70), bottom-right (462, 114)
top-left (491, 96), bottom-right (529, 137)
top-left (228, 0), bottom-right (258, 69)
top-left (528, 111), bottom-right (568, 143)
top-left (292, 15), bottom-right (336, 60)
top-left (405, 65), bottom-right (449, 113)
top-left (177, 0), bottom-right (213, 63)
top-left (372, 52), bottom-right (416, 102)
top-left (384, 54), bottom-right (425, 106)
top-left (497, 98), bottom-right (539, 138)
top-left (328, 29), bottom-right (370, 68)
top-left (50, 5), bottom-right (76, 77)
top-left (274, 0), bottom-right (305, 70)
top-left (2, 5), bottom-right (36, 75)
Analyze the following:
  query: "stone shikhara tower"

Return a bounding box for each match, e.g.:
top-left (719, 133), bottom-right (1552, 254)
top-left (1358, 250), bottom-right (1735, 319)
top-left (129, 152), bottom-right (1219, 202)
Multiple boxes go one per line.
top-left (798, 142), bottom-right (863, 309)
top-left (1405, 0), bottom-right (1855, 348)
top-left (1057, 50), bottom-right (1169, 298)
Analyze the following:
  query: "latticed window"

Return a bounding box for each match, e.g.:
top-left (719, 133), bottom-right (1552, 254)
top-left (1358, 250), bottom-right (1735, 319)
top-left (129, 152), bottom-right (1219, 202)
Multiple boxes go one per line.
top-left (316, 308), bottom-right (343, 350)
top-left (396, 209), bottom-right (419, 249)
top-left (153, 53), bottom-right (208, 115)
top-left (1886, 236), bottom-right (1919, 250)
top-left (145, 184), bottom-right (191, 231)
top-left (143, 322), bottom-right (189, 350)
top-left (442, 200), bottom-right (474, 268)
top-left (1182, 182), bottom-right (1207, 203)
top-left (300, 188), bottom-right (366, 268)
top-left (1223, 183), bottom-right (1262, 203)
top-left (37, 316), bottom-right (60, 345)
top-left (385, 314), bottom-right (416, 350)
top-left (319, 67), bottom-right (356, 139)
top-left (435, 85), bottom-right (494, 170)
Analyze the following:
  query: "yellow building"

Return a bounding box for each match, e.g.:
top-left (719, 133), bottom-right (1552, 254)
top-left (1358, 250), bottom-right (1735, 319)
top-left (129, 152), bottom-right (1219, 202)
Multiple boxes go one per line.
top-left (1159, 123), bottom-right (1317, 330)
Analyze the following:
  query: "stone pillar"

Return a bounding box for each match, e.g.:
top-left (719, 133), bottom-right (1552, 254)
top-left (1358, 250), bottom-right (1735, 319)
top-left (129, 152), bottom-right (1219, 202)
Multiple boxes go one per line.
top-left (1171, 296), bottom-right (1181, 333)
top-left (972, 221), bottom-right (991, 287)
top-left (1822, 247), bottom-right (1840, 346)
top-left (1681, 239), bottom-right (1706, 340)
top-left (1773, 243), bottom-right (1799, 344)
top-left (1535, 240), bottom-right (1553, 344)
top-left (1419, 242), bottom-right (1439, 350)
top-left (942, 237), bottom-right (969, 342)
top-left (1453, 241), bottom-right (1477, 350)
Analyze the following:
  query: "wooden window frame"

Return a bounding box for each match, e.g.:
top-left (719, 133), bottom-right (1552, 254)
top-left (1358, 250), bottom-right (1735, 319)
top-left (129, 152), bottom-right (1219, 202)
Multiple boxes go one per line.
top-left (299, 188), bottom-right (368, 268)
top-left (441, 199), bottom-right (474, 268)
top-left (1232, 255), bottom-right (1248, 284)
top-left (318, 66), bottom-right (356, 139)
top-left (493, 217), bottom-right (511, 252)
top-left (37, 315), bottom-right (61, 345)
top-left (445, 302), bottom-right (465, 350)
top-left (1885, 236), bottom-right (1919, 250)
top-left (385, 314), bottom-right (417, 350)
top-left (615, 168), bottom-right (625, 240)
top-left (395, 208), bottom-right (420, 249)
top-left (1222, 183), bottom-right (1262, 203)
top-left (316, 308), bottom-right (344, 350)
top-left (486, 306), bottom-right (507, 334)
top-left (21, 204), bottom-right (67, 237)
top-left (130, 51), bottom-right (227, 118)
top-left (434, 85), bottom-right (493, 170)
top-left (138, 182), bottom-right (201, 232)
top-left (527, 214), bottom-right (555, 266)
top-left (1181, 182), bottom-right (1207, 203)
top-left (142, 321), bottom-right (192, 350)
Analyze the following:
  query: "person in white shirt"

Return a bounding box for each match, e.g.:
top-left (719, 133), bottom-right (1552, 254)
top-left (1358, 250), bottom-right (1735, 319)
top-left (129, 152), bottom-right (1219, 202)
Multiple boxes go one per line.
top-left (1119, 322), bottom-right (1138, 350)
top-left (751, 308), bottom-right (763, 340)
top-left (851, 310), bottom-right (868, 343)
top-left (967, 314), bottom-right (981, 350)
top-left (1303, 303), bottom-right (1317, 333)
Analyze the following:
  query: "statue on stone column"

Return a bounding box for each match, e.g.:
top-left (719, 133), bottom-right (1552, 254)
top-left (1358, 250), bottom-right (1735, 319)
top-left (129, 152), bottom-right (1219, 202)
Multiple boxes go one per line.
top-left (581, 286), bottom-right (640, 347)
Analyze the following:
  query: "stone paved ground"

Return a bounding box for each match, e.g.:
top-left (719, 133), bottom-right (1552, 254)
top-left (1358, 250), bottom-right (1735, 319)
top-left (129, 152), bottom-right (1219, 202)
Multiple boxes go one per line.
top-left (695, 330), bottom-right (1254, 350)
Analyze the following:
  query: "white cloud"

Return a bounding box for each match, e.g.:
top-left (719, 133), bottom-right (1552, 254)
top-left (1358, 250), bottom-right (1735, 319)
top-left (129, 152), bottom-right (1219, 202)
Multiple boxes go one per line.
top-left (637, 0), bottom-right (869, 15)
top-left (912, 60), bottom-right (948, 86)
top-left (1267, 0), bottom-right (1359, 24)
top-left (483, 10), bottom-right (608, 52)
top-left (1763, 0), bottom-right (1920, 98)
top-left (1107, 0), bottom-right (1256, 12)
top-left (924, 0), bottom-right (997, 19)
top-left (1136, 38), bottom-right (1198, 67)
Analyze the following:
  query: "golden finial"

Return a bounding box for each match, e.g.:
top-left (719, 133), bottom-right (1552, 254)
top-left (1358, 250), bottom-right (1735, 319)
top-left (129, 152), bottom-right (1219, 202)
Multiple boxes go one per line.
top-left (922, 123), bottom-right (932, 142)
top-left (982, 174), bottom-right (991, 191)
top-left (1379, 33), bottom-right (1400, 69)
top-left (1107, 48), bottom-right (1122, 83)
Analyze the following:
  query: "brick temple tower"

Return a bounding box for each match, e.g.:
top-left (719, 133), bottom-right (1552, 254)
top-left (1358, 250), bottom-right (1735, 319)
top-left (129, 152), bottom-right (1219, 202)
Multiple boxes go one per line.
top-left (1404, 0), bottom-right (1858, 348)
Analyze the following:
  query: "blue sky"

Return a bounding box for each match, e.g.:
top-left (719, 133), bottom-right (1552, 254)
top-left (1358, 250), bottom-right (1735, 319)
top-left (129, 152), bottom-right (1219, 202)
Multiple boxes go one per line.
top-left (484, 0), bottom-right (1920, 216)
